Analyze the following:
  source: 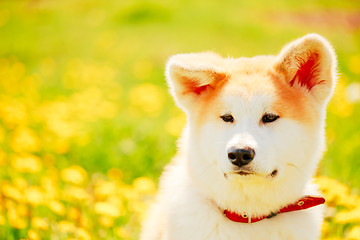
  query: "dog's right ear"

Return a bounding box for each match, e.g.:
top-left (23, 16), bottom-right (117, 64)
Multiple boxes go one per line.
top-left (165, 52), bottom-right (228, 111)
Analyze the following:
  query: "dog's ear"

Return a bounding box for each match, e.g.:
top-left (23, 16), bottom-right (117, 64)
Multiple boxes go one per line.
top-left (166, 52), bottom-right (228, 111)
top-left (274, 34), bottom-right (337, 105)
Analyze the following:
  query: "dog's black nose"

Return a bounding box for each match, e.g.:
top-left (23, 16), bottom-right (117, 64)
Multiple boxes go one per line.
top-left (227, 147), bottom-right (255, 167)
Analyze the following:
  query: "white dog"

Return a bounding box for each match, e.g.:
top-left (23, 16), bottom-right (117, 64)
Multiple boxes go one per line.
top-left (141, 34), bottom-right (337, 240)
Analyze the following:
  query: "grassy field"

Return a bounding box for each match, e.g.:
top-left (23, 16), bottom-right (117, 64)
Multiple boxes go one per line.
top-left (0, 0), bottom-right (359, 239)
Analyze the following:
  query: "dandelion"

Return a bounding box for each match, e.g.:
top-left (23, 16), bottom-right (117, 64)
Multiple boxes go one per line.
top-left (315, 176), bottom-right (350, 203)
top-left (334, 207), bottom-right (360, 223)
top-left (328, 80), bottom-right (353, 118)
top-left (107, 168), bottom-right (123, 181)
top-left (166, 114), bottom-right (186, 136)
top-left (348, 226), bottom-right (360, 239)
top-left (10, 127), bottom-right (41, 152)
top-left (63, 186), bottom-right (90, 202)
top-left (57, 220), bottom-right (76, 233)
top-left (11, 154), bottom-right (42, 173)
top-left (31, 217), bottom-right (49, 230)
top-left (128, 200), bottom-right (148, 220)
top-left (68, 207), bottom-right (80, 221)
top-left (98, 215), bottom-right (114, 228)
top-left (0, 214), bottom-right (5, 225)
top-left (27, 229), bottom-right (40, 240)
top-left (348, 55), bottom-right (360, 75)
top-left (7, 209), bottom-right (27, 229)
top-left (61, 165), bottom-right (87, 185)
top-left (76, 227), bottom-right (92, 240)
top-left (13, 177), bottom-right (28, 191)
top-left (94, 201), bottom-right (121, 217)
top-left (114, 227), bottom-right (131, 239)
top-left (133, 177), bottom-right (156, 193)
top-left (94, 181), bottom-right (117, 199)
top-left (47, 200), bottom-right (65, 216)
top-left (129, 84), bottom-right (165, 116)
top-left (25, 186), bottom-right (44, 206)
top-left (17, 204), bottom-right (28, 216)
top-left (1, 100), bottom-right (27, 127)
top-left (2, 183), bottom-right (22, 202)
top-left (346, 82), bottom-right (360, 103)
top-left (41, 176), bottom-right (58, 200)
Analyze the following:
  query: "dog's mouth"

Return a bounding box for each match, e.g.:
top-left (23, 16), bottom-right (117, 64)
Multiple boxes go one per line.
top-left (235, 170), bottom-right (253, 176)
top-left (224, 169), bottom-right (279, 179)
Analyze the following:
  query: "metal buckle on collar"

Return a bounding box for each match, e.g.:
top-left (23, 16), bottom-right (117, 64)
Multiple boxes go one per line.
top-left (267, 212), bottom-right (278, 219)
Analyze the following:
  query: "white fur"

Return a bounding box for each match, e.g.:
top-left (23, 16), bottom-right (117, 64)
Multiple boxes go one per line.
top-left (141, 34), bottom-right (337, 240)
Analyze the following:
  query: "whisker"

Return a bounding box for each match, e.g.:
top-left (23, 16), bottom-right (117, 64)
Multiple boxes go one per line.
top-left (287, 163), bottom-right (306, 177)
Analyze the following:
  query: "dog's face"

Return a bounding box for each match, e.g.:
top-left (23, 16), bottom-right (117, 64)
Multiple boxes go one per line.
top-left (166, 34), bottom-right (337, 184)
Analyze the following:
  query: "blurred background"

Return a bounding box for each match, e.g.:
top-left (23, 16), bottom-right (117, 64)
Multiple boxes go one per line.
top-left (0, 0), bottom-right (359, 239)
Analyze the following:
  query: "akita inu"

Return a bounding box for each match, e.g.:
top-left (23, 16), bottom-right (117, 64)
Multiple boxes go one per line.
top-left (141, 34), bottom-right (337, 240)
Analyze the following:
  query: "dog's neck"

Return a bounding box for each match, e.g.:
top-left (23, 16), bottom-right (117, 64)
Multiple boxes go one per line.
top-left (185, 159), bottom-right (317, 218)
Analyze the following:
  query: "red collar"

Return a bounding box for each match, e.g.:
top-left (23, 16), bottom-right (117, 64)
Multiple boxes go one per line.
top-left (224, 196), bottom-right (325, 223)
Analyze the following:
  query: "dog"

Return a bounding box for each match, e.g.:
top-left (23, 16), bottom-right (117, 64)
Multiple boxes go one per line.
top-left (141, 34), bottom-right (337, 240)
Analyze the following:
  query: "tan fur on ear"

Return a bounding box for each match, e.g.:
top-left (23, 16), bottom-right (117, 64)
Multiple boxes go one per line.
top-left (274, 33), bottom-right (337, 105)
top-left (166, 52), bottom-right (228, 111)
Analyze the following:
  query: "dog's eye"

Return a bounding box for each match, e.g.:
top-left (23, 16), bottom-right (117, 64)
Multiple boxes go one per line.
top-left (261, 113), bottom-right (279, 124)
top-left (220, 114), bottom-right (234, 123)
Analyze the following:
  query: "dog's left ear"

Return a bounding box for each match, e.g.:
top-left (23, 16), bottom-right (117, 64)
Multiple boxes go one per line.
top-left (274, 34), bottom-right (337, 105)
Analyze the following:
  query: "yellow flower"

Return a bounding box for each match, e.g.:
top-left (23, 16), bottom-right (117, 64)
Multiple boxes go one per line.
top-left (94, 181), bottom-right (117, 199)
top-left (128, 200), bottom-right (148, 220)
top-left (76, 227), bottom-right (92, 240)
top-left (0, 214), bottom-right (5, 225)
top-left (0, 149), bottom-right (6, 166)
top-left (98, 215), bottom-right (114, 227)
top-left (27, 229), bottom-right (40, 240)
top-left (348, 226), bottom-right (360, 240)
top-left (57, 220), bottom-right (75, 233)
top-left (328, 80), bottom-right (353, 118)
top-left (133, 177), bottom-right (156, 193)
top-left (0, 100), bottom-right (27, 127)
top-left (107, 168), bottom-right (123, 181)
top-left (315, 176), bottom-right (349, 203)
top-left (2, 183), bottom-right (22, 202)
top-left (63, 186), bottom-right (90, 202)
top-left (335, 207), bottom-right (360, 223)
top-left (47, 200), bottom-right (65, 216)
top-left (94, 201), bottom-right (121, 217)
top-left (114, 227), bottom-right (130, 239)
top-left (31, 217), bottom-right (49, 230)
top-left (13, 178), bottom-right (28, 191)
top-left (25, 186), bottom-right (44, 206)
top-left (68, 207), bottom-right (80, 221)
top-left (61, 165), bottom-right (87, 185)
top-left (11, 154), bottom-right (42, 173)
top-left (41, 176), bottom-right (58, 200)
top-left (17, 204), bottom-right (28, 216)
top-left (10, 126), bottom-right (40, 152)
top-left (7, 209), bottom-right (27, 229)
top-left (129, 84), bottom-right (164, 116)
top-left (118, 185), bottom-right (139, 200)
top-left (166, 114), bottom-right (186, 136)
top-left (348, 55), bottom-right (360, 75)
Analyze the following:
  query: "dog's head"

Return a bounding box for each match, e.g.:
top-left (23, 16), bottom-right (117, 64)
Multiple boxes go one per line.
top-left (166, 34), bottom-right (337, 186)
